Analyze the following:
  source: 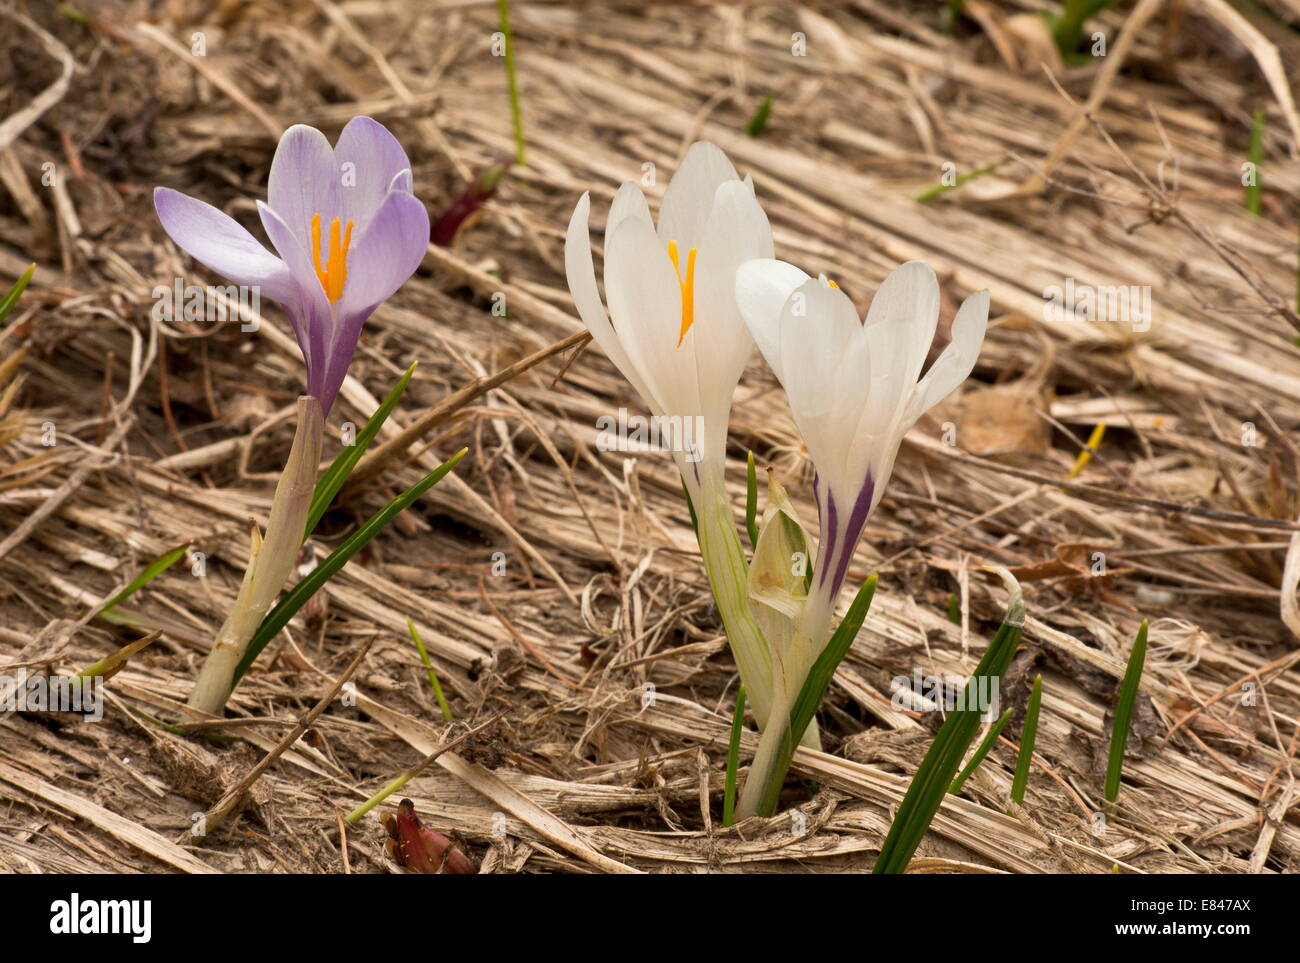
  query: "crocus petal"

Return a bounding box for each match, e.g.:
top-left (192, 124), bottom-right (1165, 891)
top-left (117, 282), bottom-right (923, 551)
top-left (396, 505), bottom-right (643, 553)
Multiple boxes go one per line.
top-left (690, 180), bottom-right (772, 435)
top-left (154, 187), bottom-right (296, 305)
top-left (776, 278), bottom-right (863, 484)
top-left (605, 214), bottom-right (700, 422)
top-left (564, 192), bottom-right (660, 412)
top-left (906, 288), bottom-right (989, 424)
top-left (336, 190), bottom-right (430, 320)
top-left (334, 116), bottom-right (415, 232)
top-left (736, 257), bottom-right (811, 383)
top-left (389, 168), bottom-right (413, 194)
top-left (864, 259), bottom-right (941, 392)
top-left (258, 201), bottom-right (333, 384)
top-left (656, 141), bottom-right (740, 252)
top-left (267, 124), bottom-right (343, 244)
top-left (605, 182), bottom-right (654, 252)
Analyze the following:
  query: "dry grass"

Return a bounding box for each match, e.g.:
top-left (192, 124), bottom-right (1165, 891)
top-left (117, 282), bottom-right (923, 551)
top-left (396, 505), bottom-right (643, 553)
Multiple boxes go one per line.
top-left (1, 0), bottom-right (1298, 874)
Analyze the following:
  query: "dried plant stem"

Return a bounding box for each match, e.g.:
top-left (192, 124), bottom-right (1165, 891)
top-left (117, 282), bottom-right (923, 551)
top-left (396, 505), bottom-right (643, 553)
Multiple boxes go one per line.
top-left (188, 396), bottom-right (323, 715)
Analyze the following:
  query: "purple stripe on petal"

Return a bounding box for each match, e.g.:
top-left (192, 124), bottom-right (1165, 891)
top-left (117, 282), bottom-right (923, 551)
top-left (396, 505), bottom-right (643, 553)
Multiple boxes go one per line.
top-left (817, 481), bottom-right (838, 590)
top-left (828, 474), bottom-right (874, 597)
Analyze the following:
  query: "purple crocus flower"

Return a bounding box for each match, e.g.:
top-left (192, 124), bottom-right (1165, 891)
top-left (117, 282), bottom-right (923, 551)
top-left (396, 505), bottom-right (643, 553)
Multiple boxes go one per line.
top-left (154, 116), bottom-right (429, 415)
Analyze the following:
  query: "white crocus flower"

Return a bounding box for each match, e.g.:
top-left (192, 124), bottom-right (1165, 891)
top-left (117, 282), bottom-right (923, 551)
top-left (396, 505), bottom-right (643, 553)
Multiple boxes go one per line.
top-left (565, 141), bottom-right (772, 488)
top-left (733, 258), bottom-right (989, 817)
top-left (565, 142), bottom-right (793, 735)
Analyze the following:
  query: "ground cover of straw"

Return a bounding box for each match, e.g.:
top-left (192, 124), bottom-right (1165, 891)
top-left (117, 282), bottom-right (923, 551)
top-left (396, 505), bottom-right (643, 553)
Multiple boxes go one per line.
top-left (1, 0), bottom-right (1299, 874)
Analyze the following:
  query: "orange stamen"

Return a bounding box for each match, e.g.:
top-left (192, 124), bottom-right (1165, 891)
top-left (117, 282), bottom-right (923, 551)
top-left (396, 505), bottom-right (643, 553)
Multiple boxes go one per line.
top-left (667, 240), bottom-right (698, 346)
top-left (309, 213), bottom-right (355, 303)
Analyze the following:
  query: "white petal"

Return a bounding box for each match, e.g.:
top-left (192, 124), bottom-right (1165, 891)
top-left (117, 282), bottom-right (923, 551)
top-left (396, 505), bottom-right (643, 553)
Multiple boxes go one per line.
top-left (688, 180), bottom-right (773, 422)
top-left (865, 259), bottom-right (941, 390)
top-left (776, 278), bottom-right (863, 485)
top-left (905, 288), bottom-right (989, 423)
top-left (564, 193), bottom-right (660, 412)
top-left (735, 258), bottom-right (810, 382)
top-left (605, 182), bottom-right (653, 253)
top-left (605, 214), bottom-right (701, 420)
top-left (657, 141), bottom-right (739, 251)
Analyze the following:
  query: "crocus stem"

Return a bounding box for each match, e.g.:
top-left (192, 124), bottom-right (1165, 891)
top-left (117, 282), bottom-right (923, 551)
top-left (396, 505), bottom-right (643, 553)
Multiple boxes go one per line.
top-left (692, 475), bottom-right (775, 729)
top-left (188, 396), bottom-right (323, 715)
top-left (735, 578), bottom-right (838, 819)
top-left (689, 467), bottom-right (821, 749)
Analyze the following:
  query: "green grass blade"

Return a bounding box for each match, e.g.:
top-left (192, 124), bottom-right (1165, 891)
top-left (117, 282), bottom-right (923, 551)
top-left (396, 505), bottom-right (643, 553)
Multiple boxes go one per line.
top-left (744, 451), bottom-right (759, 550)
top-left (916, 161), bottom-right (1000, 203)
top-left (1048, 0), bottom-right (1115, 55)
top-left (723, 684), bottom-right (746, 827)
top-left (497, 0), bottom-right (526, 164)
top-left (948, 707), bottom-right (1012, 795)
top-left (874, 570), bottom-right (1024, 873)
top-left (1246, 109), bottom-right (1264, 216)
top-left (946, 593), bottom-right (961, 625)
top-left (95, 544), bottom-right (188, 619)
top-left (1105, 619), bottom-right (1148, 804)
top-left (233, 448), bottom-right (467, 684)
top-left (744, 94), bottom-right (774, 138)
top-left (407, 616), bottom-right (453, 722)
top-left (750, 575), bottom-right (879, 817)
top-left (0, 263), bottom-right (35, 323)
top-left (1010, 674), bottom-right (1042, 805)
top-left (305, 361), bottom-right (417, 538)
top-left (681, 476), bottom-right (699, 538)
top-left (78, 630), bottom-right (163, 679)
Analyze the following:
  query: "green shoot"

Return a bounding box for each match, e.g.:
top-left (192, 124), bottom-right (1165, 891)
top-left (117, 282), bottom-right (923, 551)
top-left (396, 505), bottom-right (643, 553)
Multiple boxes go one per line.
top-left (916, 161), bottom-right (1001, 203)
top-left (95, 544), bottom-right (189, 620)
top-left (1246, 109), bottom-right (1264, 217)
top-left (1010, 673), bottom-right (1042, 805)
top-left (948, 707), bottom-right (1012, 794)
top-left (407, 617), bottom-right (453, 722)
top-left (723, 684), bottom-right (746, 827)
top-left (1047, 0), bottom-right (1116, 57)
top-left (0, 264), bottom-right (35, 323)
top-left (748, 575), bottom-right (879, 818)
top-left (233, 448), bottom-right (468, 685)
top-left (78, 630), bottom-right (163, 679)
top-left (306, 361), bottom-right (417, 538)
top-left (497, 0), bottom-right (526, 164)
top-left (744, 95), bottom-right (774, 138)
top-left (1105, 619), bottom-right (1148, 804)
top-left (874, 569), bottom-right (1024, 873)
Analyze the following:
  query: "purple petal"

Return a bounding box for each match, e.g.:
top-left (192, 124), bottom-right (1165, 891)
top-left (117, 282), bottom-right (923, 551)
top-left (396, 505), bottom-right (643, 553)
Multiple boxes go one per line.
top-left (334, 116), bottom-right (414, 230)
top-left (337, 191), bottom-right (429, 321)
top-left (300, 295), bottom-right (349, 415)
top-left (258, 201), bottom-right (334, 386)
top-left (267, 124), bottom-right (343, 244)
top-left (153, 188), bottom-right (295, 304)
